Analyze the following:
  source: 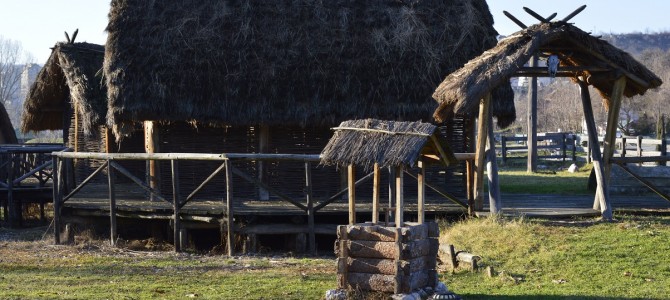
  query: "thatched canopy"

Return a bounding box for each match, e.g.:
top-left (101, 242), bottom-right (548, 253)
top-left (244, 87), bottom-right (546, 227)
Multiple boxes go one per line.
top-left (432, 22), bottom-right (663, 123)
top-left (0, 102), bottom-right (17, 144)
top-left (104, 0), bottom-right (514, 138)
top-left (22, 42), bottom-right (106, 134)
top-left (320, 119), bottom-right (456, 170)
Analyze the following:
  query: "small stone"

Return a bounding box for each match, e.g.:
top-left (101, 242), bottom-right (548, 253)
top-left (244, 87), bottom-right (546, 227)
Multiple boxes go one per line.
top-left (324, 289), bottom-right (346, 300)
top-left (568, 164), bottom-right (578, 173)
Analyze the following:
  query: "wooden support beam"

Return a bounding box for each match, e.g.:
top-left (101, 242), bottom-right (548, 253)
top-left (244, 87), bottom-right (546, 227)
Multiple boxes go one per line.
top-left (257, 125), bottom-right (270, 200)
top-left (52, 157), bottom-right (62, 244)
top-left (304, 162), bottom-right (316, 255)
top-left (503, 11), bottom-right (527, 29)
top-left (104, 127), bottom-right (113, 154)
top-left (527, 55), bottom-right (539, 173)
top-left (108, 159), bottom-right (117, 246)
top-left (372, 163), bottom-right (380, 224)
top-left (579, 80), bottom-right (613, 220)
top-left (615, 163), bottom-right (670, 203)
top-left (144, 121), bottom-right (161, 201)
top-left (598, 76), bottom-right (626, 210)
top-left (225, 160), bottom-right (234, 256)
top-left (348, 164), bottom-right (356, 225)
top-left (417, 159), bottom-right (425, 224)
top-left (395, 166), bottom-right (404, 228)
top-left (466, 159), bottom-right (475, 216)
top-left (486, 103), bottom-right (502, 214)
top-left (474, 94), bottom-right (491, 211)
top-left (171, 160), bottom-right (181, 252)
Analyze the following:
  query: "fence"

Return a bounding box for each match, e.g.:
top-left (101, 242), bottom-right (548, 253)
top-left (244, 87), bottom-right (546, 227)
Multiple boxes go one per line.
top-left (499, 133), bottom-right (578, 162)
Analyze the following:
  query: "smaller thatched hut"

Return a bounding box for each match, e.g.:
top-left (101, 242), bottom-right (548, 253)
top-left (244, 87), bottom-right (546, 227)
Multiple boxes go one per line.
top-left (0, 102), bottom-right (17, 144)
top-left (21, 41), bottom-right (143, 181)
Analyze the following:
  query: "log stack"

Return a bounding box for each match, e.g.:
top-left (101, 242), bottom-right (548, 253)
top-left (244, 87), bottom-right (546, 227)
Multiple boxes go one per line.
top-left (335, 222), bottom-right (439, 294)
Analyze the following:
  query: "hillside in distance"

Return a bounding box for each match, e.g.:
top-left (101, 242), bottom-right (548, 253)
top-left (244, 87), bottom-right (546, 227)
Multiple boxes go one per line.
top-left (601, 31), bottom-right (670, 54)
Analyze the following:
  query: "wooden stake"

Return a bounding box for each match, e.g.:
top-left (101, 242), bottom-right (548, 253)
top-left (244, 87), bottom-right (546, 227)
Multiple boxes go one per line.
top-left (52, 156), bottom-right (61, 244)
top-left (305, 162), bottom-right (315, 254)
top-left (474, 95), bottom-right (490, 211)
top-left (372, 163), bottom-right (380, 224)
top-left (171, 160), bottom-right (180, 252)
top-left (108, 159), bottom-right (117, 246)
top-left (417, 159), bottom-right (425, 224)
top-left (258, 125), bottom-right (270, 200)
top-left (527, 55), bottom-right (539, 173)
top-left (225, 160), bottom-right (234, 256)
top-left (144, 121), bottom-right (161, 201)
top-left (348, 164), bottom-right (356, 225)
top-left (579, 80), bottom-right (613, 220)
top-left (598, 76), bottom-right (626, 209)
top-left (486, 101), bottom-right (502, 214)
top-left (395, 166), bottom-right (404, 228)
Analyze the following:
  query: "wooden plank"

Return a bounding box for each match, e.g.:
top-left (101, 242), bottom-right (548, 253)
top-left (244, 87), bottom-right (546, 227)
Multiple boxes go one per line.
top-left (474, 94), bottom-right (490, 210)
top-left (258, 125), bottom-right (270, 200)
top-left (527, 55), bottom-right (539, 173)
top-left (171, 160), bottom-right (181, 252)
top-left (579, 80), bottom-right (613, 220)
top-left (225, 160), bottom-right (234, 256)
top-left (599, 76), bottom-right (626, 210)
top-left (305, 162), bottom-right (316, 254)
top-left (144, 121), bottom-right (161, 201)
top-left (486, 100), bottom-right (502, 214)
top-left (54, 151), bottom-right (321, 161)
top-left (395, 166), bottom-right (404, 228)
top-left (185, 162), bottom-right (226, 204)
top-left (466, 159), bottom-right (474, 215)
top-left (110, 161), bottom-right (168, 204)
top-left (348, 164), bottom-right (356, 225)
top-left (417, 159), bottom-right (425, 224)
top-left (108, 160), bottom-right (117, 246)
top-left (372, 163), bottom-right (380, 224)
top-left (63, 161), bottom-right (109, 202)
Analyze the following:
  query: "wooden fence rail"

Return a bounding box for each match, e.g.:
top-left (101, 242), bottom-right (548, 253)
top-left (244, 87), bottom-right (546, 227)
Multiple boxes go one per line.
top-left (51, 151), bottom-right (473, 255)
top-left (499, 133), bottom-right (577, 162)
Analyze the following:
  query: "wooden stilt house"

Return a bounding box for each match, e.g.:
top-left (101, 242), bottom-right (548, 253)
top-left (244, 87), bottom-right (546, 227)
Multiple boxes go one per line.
top-left (431, 18), bottom-right (663, 219)
top-left (102, 0), bottom-right (516, 203)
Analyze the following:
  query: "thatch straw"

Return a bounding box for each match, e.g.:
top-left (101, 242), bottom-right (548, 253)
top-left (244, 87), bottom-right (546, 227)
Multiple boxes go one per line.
top-left (0, 101), bottom-right (17, 144)
top-left (432, 22), bottom-right (663, 123)
top-left (320, 119), bottom-right (438, 170)
top-left (21, 42), bottom-right (106, 134)
top-left (104, 0), bottom-right (513, 138)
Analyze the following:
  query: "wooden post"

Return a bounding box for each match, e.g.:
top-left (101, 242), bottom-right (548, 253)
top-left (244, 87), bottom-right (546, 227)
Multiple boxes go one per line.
top-left (372, 163), bottom-right (380, 224)
top-left (108, 159), bottom-right (117, 246)
top-left (395, 166), bottom-right (404, 228)
top-left (7, 154), bottom-right (18, 228)
top-left (579, 80), bottom-right (613, 220)
top-left (474, 94), bottom-right (491, 211)
top-left (501, 136), bottom-right (507, 163)
top-left (661, 137), bottom-right (667, 167)
top-left (52, 156), bottom-right (61, 244)
top-left (144, 121), bottom-right (161, 201)
top-left (258, 125), bottom-right (270, 200)
top-left (637, 135), bottom-right (643, 166)
top-left (562, 133), bottom-right (567, 161)
top-left (598, 76), bottom-right (626, 209)
top-left (527, 55), bottom-right (539, 173)
top-left (417, 159), bottom-right (425, 224)
top-left (388, 166), bottom-right (396, 219)
top-left (466, 159), bottom-right (475, 216)
top-left (572, 134), bottom-right (577, 161)
top-left (304, 162), bottom-right (315, 255)
top-left (225, 159), bottom-right (234, 256)
top-left (348, 164), bottom-right (356, 225)
top-left (621, 137), bottom-right (627, 163)
top-left (486, 106), bottom-right (502, 214)
top-left (394, 227), bottom-right (402, 294)
top-left (171, 160), bottom-right (180, 252)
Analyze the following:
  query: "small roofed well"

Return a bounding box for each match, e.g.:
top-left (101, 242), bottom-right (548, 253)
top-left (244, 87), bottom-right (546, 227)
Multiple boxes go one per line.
top-left (432, 22), bottom-right (663, 123)
top-left (320, 119), bottom-right (457, 170)
top-left (22, 42), bottom-right (106, 135)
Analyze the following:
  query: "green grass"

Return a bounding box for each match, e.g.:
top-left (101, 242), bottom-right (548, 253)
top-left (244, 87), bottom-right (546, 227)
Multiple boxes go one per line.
top-left (440, 215), bottom-right (670, 299)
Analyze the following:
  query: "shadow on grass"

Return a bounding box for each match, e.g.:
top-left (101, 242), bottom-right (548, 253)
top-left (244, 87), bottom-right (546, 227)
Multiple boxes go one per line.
top-left (461, 295), bottom-right (660, 300)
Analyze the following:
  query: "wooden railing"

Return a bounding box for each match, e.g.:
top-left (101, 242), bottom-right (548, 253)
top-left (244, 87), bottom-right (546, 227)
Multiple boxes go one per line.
top-left (499, 133), bottom-right (578, 162)
top-left (51, 151), bottom-right (473, 255)
top-left (1, 144), bottom-right (67, 227)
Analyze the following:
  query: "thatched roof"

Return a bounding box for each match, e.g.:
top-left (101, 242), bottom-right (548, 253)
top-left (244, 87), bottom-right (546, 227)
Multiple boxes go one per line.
top-left (0, 102), bottom-right (17, 144)
top-left (22, 42), bottom-right (106, 134)
top-left (104, 0), bottom-right (515, 138)
top-left (432, 22), bottom-right (663, 123)
top-left (320, 119), bottom-right (456, 170)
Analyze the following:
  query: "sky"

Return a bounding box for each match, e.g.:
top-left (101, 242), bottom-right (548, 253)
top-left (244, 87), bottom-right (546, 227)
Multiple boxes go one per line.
top-left (1, 0), bottom-right (669, 65)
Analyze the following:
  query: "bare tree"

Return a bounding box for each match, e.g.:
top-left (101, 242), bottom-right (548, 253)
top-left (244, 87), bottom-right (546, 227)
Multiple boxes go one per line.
top-left (0, 36), bottom-right (34, 130)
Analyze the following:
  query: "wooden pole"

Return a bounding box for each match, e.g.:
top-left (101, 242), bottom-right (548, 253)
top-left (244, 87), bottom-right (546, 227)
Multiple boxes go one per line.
top-left (501, 136), bottom-right (507, 163)
top-left (348, 164), bottom-right (356, 225)
top-left (395, 166), bottom-right (404, 228)
top-left (474, 94), bottom-right (491, 211)
top-left (171, 160), bottom-right (180, 252)
top-left (486, 104), bottom-right (502, 214)
top-left (466, 159), bottom-right (475, 216)
top-left (108, 159), bottom-right (117, 246)
top-left (417, 159), bottom-right (425, 224)
top-left (388, 166), bottom-right (396, 219)
top-left (372, 163), bottom-right (380, 224)
top-left (52, 156), bottom-right (61, 244)
top-left (258, 125), bottom-right (270, 200)
top-left (304, 162), bottom-right (315, 255)
top-left (7, 154), bottom-right (18, 227)
top-left (225, 160), bottom-right (234, 256)
top-left (144, 121), bottom-right (161, 201)
top-left (579, 80), bottom-right (613, 220)
top-left (527, 55), bottom-right (539, 173)
top-left (598, 76), bottom-right (626, 209)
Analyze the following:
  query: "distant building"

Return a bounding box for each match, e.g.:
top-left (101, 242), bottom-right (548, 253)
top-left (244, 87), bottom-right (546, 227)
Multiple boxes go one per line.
top-left (21, 64), bottom-right (41, 100)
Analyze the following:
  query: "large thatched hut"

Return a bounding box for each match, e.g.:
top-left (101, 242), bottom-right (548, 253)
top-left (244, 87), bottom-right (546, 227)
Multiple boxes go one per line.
top-left (22, 41), bottom-right (144, 181)
top-left (103, 0), bottom-right (514, 202)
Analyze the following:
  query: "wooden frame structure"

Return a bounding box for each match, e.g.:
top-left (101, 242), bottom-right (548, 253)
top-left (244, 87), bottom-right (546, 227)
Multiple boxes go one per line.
top-left (431, 6), bottom-right (664, 220)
